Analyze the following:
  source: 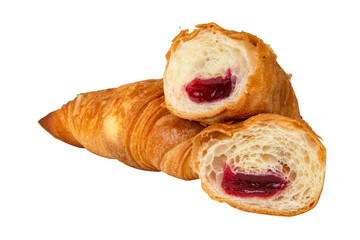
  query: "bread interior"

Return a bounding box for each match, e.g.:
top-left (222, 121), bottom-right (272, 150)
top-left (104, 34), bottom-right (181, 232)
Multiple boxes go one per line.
top-left (165, 30), bottom-right (257, 114)
top-left (197, 120), bottom-right (325, 213)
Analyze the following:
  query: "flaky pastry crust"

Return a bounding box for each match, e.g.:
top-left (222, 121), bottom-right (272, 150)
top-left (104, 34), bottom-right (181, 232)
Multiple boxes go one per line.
top-left (39, 79), bottom-right (204, 180)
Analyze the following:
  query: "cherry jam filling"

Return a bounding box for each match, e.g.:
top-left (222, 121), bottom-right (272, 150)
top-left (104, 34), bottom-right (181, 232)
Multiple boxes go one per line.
top-left (221, 164), bottom-right (288, 198)
top-left (185, 69), bottom-right (236, 103)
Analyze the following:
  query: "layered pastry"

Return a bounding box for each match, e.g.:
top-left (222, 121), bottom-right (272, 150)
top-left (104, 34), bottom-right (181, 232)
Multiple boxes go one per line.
top-left (39, 79), bottom-right (204, 180)
top-left (39, 81), bottom-right (325, 216)
top-left (164, 23), bottom-right (300, 124)
top-left (191, 114), bottom-right (326, 216)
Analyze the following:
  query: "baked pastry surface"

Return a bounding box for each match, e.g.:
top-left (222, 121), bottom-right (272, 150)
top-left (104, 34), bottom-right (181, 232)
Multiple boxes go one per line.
top-left (39, 79), bottom-right (204, 180)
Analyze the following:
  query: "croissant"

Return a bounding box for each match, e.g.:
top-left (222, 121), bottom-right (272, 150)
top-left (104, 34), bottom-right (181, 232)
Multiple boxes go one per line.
top-left (39, 79), bottom-right (204, 180)
top-left (191, 114), bottom-right (326, 216)
top-left (39, 80), bottom-right (325, 216)
top-left (164, 23), bottom-right (300, 124)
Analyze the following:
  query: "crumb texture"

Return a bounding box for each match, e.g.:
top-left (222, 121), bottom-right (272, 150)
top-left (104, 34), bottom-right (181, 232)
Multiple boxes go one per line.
top-left (164, 23), bottom-right (300, 123)
top-left (193, 114), bottom-right (326, 216)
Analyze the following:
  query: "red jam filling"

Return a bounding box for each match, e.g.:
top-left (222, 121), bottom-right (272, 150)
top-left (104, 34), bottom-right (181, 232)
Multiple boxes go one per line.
top-left (221, 164), bottom-right (288, 198)
top-left (185, 69), bottom-right (236, 103)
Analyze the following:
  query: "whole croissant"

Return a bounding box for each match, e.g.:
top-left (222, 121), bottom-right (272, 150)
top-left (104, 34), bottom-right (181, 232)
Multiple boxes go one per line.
top-left (39, 79), bottom-right (204, 180)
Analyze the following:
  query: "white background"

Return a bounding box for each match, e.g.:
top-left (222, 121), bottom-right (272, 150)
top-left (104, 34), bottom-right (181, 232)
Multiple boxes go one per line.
top-left (1, 0), bottom-right (359, 239)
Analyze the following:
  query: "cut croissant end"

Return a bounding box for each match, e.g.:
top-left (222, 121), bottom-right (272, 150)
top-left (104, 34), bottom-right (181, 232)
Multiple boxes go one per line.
top-left (164, 23), bottom-right (300, 124)
top-left (191, 114), bottom-right (326, 216)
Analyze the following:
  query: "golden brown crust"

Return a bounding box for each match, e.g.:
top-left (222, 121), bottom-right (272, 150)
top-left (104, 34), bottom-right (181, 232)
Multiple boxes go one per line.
top-left (191, 114), bottom-right (326, 216)
top-left (39, 110), bottom-right (83, 148)
top-left (147, 114), bottom-right (203, 180)
top-left (38, 79), bottom-right (204, 180)
top-left (72, 88), bottom-right (117, 158)
top-left (164, 23), bottom-right (301, 124)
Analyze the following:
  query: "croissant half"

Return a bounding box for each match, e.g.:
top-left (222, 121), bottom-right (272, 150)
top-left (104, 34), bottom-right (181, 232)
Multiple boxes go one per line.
top-left (164, 23), bottom-right (300, 124)
top-left (39, 79), bottom-right (204, 180)
top-left (39, 80), bottom-right (325, 216)
top-left (191, 114), bottom-right (326, 216)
